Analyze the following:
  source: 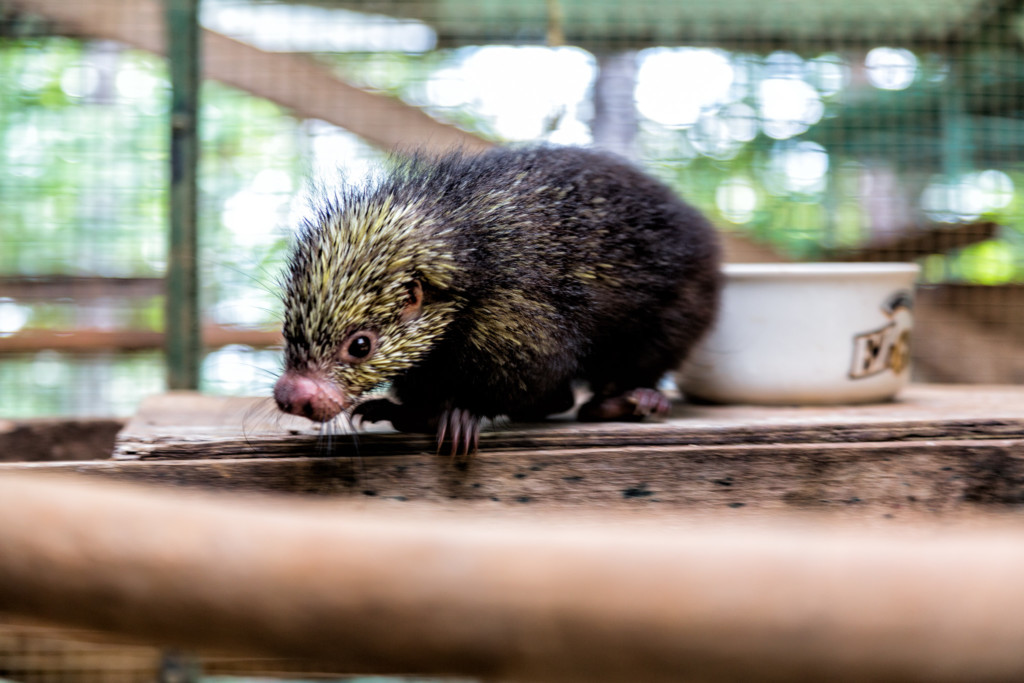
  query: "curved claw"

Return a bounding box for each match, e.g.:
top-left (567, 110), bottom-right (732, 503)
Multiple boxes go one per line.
top-left (437, 407), bottom-right (481, 458)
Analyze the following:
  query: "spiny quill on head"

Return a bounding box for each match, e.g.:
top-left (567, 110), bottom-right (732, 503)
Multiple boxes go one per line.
top-left (274, 145), bottom-right (722, 456)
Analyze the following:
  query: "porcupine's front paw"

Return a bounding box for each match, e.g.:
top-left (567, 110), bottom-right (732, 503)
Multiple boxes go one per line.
top-left (577, 388), bottom-right (672, 422)
top-left (437, 407), bottom-right (482, 459)
top-left (353, 399), bottom-right (482, 457)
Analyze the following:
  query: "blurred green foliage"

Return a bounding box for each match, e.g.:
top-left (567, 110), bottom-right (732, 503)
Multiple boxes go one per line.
top-left (0, 38), bottom-right (310, 414)
top-left (3, 34), bottom-right (1024, 415)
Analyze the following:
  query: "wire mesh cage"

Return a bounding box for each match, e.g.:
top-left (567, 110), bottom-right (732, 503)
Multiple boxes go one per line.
top-left (2, 0), bottom-right (1024, 418)
top-left (6, 3), bottom-right (1024, 678)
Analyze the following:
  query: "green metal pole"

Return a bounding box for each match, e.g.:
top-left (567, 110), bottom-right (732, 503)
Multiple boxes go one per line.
top-left (166, 0), bottom-right (201, 390)
top-left (941, 74), bottom-right (970, 183)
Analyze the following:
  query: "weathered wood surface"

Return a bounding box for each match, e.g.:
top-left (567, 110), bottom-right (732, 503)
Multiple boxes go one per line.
top-left (0, 617), bottom-right (366, 683)
top-left (913, 289), bottom-right (1024, 384)
top-left (0, 418), bottom-right (123, 462)
top-left (6, 475), bottom-right (1024, 682)
top-left (0, 618), bottom-right (162, 683)
top-left (10, 439), bottom-right (1024, 514)
top-left (113, 385), bottom-right (1024, 460)
top-left (2, 385), bottom-right (1023, 514)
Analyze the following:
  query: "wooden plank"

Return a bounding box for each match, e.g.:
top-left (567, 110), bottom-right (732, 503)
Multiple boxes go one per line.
top-left (0, 326), bottom-right (280, 353)
top-left (0, 617), bottom-right (388, 682)
top-left (8, 437), bottom-right (1024, 514)
top-left (6, 385), bottom-right (1023, 514)
top-left (827, 221), bottom-right (999, 261)
top-left (919, 284), bottom-right (1024, 336)
top-left (0, 418), bottom-right (123, 462)
top-left (913, 294), bottom-right (1024, 383)
top-left (0, 276), bottom-right (163, 301)
top-left (6, 474), bottom-right (1024, 681)
top-left (0, 619), bottom-right (161, 683)
top-left (112, 385), bottom-right (1024, 460)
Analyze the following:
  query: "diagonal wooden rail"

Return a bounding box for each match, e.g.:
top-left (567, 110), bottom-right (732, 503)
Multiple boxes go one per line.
top-left (9, 0), bottom-right (493, 155)
top-left (3, 474), bottom-right (1024, 681)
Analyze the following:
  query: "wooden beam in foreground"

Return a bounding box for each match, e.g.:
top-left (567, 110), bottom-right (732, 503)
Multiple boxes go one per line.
top-left (10, 0), bottom-right (492, 155)
top-left (3, 474), bottom-right (1024, 681)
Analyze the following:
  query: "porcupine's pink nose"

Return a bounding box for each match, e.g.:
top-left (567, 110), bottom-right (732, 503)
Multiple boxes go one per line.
top-left (273, 372), bottom-right (349, 422)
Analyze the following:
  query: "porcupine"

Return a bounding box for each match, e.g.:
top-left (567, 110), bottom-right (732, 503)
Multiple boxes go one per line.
top-left (273, 145), bottom-right (721, 455)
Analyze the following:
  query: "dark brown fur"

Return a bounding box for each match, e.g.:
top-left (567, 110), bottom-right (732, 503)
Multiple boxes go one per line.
top-left (277, 146), bottom-right (721, 453)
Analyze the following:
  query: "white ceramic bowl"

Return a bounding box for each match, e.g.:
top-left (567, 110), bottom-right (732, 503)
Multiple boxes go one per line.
top-left (678, 262), bottom-right (919, 405)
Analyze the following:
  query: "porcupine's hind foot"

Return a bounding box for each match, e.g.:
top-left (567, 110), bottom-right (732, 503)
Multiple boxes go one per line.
top-left (577, 388), bottom-right (672, 422)
top-left (352, 399), bottom-right (482, 458)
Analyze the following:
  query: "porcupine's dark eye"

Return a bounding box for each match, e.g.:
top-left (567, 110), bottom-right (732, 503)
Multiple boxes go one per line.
top-left (338, 330), bottom-right (378, 364)
top-left (350, 336), bottom-right (372, 357)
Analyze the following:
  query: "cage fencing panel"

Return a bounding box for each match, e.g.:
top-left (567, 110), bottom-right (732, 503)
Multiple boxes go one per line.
top-left (3, 0), bottom-right (1024, 679)
top-left (0, 0), bottom-right (1021, 407)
